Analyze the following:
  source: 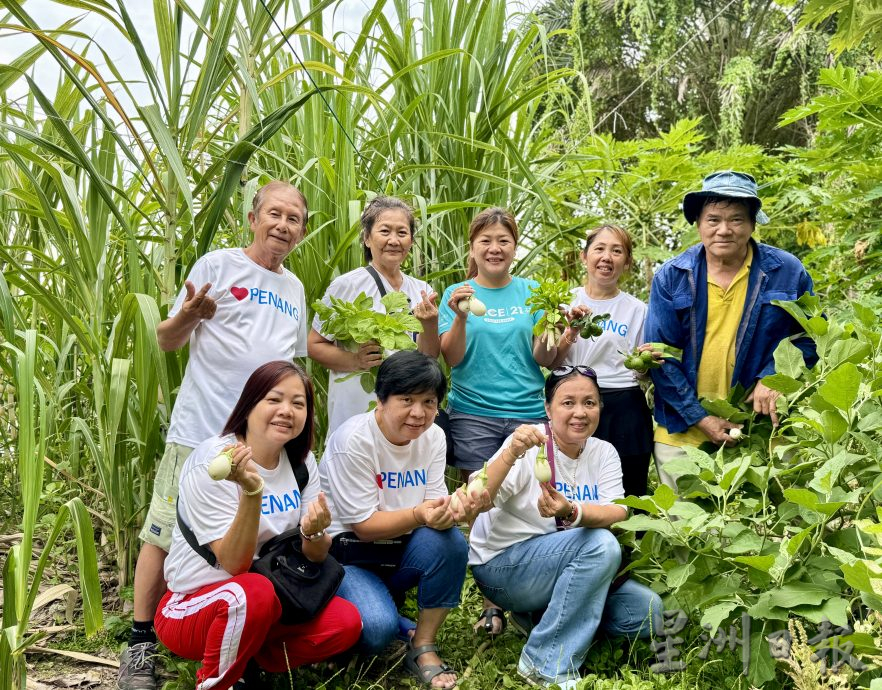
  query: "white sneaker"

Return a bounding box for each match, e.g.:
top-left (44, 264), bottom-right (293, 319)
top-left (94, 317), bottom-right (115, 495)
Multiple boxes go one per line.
top-left (516, 658), bottom-right (583, 689)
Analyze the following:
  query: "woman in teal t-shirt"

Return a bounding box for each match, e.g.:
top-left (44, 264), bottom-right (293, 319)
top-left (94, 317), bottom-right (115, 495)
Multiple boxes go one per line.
top-left (439, 207), bottom-right (563, 486)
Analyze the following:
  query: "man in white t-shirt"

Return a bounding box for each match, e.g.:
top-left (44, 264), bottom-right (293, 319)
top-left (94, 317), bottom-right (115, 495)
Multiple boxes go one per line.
top-left (118, 182), bottom-right (310, 690)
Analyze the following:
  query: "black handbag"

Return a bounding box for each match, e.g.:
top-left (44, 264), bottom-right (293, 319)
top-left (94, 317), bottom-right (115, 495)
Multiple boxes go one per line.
top-left (248, 526), bottom-right (344, 624)
top-left (330, 531), bottom-right (411, 574)
top-left (176, 462), bottom-right (344, 624)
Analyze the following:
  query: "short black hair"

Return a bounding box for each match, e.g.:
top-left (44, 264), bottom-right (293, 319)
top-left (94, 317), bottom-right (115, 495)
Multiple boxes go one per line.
top-left (375, 351), bottom-right (447, 402)
top-left (698, 195), bottom-right (759, 223)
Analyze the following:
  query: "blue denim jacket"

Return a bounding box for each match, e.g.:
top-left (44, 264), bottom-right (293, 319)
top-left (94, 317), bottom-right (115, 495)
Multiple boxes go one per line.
top-left (645, 240), bottom-right (816, 434)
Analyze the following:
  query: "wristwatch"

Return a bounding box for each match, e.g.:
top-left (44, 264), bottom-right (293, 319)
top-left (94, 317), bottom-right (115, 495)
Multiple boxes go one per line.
top-left (302, 529), bottom-right (325, 542)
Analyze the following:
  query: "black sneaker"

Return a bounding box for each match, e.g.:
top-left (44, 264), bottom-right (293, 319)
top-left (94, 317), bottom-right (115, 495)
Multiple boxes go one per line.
top-left (117, 641), bottom-right (157, 690)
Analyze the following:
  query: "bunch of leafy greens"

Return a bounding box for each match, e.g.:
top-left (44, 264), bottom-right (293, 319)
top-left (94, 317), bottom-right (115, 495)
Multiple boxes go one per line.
top-left (311, 291), bottom-right (423, 392)
top-left (526, 278), bottom-right (573, 350)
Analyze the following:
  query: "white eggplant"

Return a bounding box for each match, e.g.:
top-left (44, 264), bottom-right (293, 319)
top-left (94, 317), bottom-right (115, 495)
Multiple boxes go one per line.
top-left (534, 445), bottom-right (552, 483)
top-left (457, 295), bottom-right (487, 317)
top-left (207, 450), bottom-right (233, 480)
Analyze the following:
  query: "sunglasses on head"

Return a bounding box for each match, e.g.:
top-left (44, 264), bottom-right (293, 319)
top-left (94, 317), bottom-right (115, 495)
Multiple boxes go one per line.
top-left (551, 365), bottom-right (597, 380)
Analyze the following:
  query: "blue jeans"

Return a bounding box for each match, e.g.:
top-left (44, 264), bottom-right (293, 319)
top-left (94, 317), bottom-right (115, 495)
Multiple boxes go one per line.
top-left (335, 526), bottom-right (468, 654)
top-left (601, 579), bottom-right (663, 639)
top-left (471, 528), bottom-right (623, 684)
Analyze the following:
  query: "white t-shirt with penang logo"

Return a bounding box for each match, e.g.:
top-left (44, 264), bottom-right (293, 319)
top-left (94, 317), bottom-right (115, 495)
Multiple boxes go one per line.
top-left (319, 412), bottom-right (448, 537)
top-left (562, 288), bottom-right (646, 389)
top-left (164, 434), bottom-right (321, 594)
top-left (468, 427), bottom-right (624, 566)
top-left (312, 267), bottom-right (432, 433)
top-left (166, 249), bottom-right (308, 447)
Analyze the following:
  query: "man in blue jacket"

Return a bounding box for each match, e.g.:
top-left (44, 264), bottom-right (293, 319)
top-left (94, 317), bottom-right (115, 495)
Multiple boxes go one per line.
top-left (645, 171), bottom-right (815, 487)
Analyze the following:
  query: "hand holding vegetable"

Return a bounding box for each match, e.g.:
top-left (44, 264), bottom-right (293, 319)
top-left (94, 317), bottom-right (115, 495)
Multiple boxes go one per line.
top-left (450, 285), bottom-right (487, 318)
top-left (300, 492), bottom-right (332, 537)
top-left (622, 342), bottom-right (682, 373)
top-left (207, 443), bottom-right (263, 494)
top-left (537, 482), bottom-right (571, 520)
top-left (696, 416), bottom-right (743, 446)
top-left (416, 496), bottom-right (456, 530)
top-left (354, 341), bottom-right (384, 371)
top-left (448, 483), bottom-right (491, 523)
top-left (568, 309), bottom-right (609, 340)
top-left (526, 279), bottom-right (572, 350)
top-left (508, 424), bottom-right (547, 460)
top-left (558, 304), bottom-right (590, 345)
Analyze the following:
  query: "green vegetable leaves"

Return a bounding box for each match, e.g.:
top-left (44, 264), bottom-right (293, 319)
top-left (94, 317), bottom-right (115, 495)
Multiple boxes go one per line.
top-left (312, 291), bottom-right (423, 393)
top-left (312, 291), bottom-right (422, 352)
top-left (526, 279), bottom-right (572, 350)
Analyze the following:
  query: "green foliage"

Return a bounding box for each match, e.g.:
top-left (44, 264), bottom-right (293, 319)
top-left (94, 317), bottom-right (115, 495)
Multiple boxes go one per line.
top-left (311, 291), bottom-right (421, 392)
top-left (312, 291), bottom-right (422, 352)
top-left (800, 0), bottom-right (882, 57)
top-left (526, 277), bottom-right (572, 349)
top-left (617, 297), bottom-right (882, 687)
top-left (563, 0), bottom-right (832, 147)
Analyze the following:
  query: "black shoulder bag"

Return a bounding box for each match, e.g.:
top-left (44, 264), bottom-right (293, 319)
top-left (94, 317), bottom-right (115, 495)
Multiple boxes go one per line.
top-left (176, 462), bottom-right (344, 624)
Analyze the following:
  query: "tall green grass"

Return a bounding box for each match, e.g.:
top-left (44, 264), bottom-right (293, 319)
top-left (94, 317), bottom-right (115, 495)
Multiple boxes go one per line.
top-left (0, 5), bottom-right (578, 664)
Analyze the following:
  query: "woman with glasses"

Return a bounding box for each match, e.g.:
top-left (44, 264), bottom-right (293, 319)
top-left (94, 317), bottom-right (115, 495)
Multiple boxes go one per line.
top-left (551, 225), bottom-right (655, 498)
top-left (467, 366), bottom-right (661, 690)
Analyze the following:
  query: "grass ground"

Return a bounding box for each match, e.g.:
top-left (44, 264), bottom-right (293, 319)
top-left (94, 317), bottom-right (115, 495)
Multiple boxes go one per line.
top-left (28, 572), bottom-right (754, 690)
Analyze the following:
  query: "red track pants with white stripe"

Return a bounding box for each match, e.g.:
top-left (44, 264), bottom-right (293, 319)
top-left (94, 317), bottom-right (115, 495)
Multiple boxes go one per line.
top-left (155, 572), bottom-right (361, 690)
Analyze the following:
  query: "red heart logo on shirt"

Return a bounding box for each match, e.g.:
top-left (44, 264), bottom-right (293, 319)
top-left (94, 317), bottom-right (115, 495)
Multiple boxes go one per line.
top-left (230, 287), bottom-right (248, 301)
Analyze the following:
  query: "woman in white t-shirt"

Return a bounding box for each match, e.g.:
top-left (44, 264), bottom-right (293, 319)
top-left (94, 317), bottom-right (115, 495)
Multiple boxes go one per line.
top-left (155, 362), bottom-right (361, 689)
top-left (468, 366), bottom-right (662, 690)
top-left (320, 351), bottom-right (485, 690)
top-left (309, 197), bottom-right (440, 432)
top-left (552, 225), bottom-right (654, 498)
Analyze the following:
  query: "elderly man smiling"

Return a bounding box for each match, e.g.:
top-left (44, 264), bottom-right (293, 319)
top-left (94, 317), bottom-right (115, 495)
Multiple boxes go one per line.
top-left (645, 171), bottom-right (816, 487)
top-left (118, 181), bottom-right (310, 690)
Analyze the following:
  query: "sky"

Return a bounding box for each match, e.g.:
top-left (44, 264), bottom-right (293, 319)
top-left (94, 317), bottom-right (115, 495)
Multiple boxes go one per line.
top-left (1, 0), bottom-right (541, 107)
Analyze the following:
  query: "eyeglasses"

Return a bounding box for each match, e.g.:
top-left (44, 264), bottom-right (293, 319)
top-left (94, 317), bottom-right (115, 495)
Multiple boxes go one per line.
top-left (551, 365), bottom-right (597, 380)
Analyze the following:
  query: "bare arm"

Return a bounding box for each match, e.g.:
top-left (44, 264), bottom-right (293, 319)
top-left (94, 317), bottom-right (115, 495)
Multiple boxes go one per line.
top-left (578, 503), bottom-right (628, 528)
top-left (532, 335), bottom-right (559, 368)
top-left (439, 284), bottom-right (474, 368)
top-left (351, 497), bottom-right (454, 541)
top-left (156, 281), bottom-right (216, 351)
top-left (206, 447), bottom-right (264, 575)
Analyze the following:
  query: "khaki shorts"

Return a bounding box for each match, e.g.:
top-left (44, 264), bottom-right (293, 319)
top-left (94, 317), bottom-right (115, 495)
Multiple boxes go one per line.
top-left (138, 442), bottom-right (194, 550)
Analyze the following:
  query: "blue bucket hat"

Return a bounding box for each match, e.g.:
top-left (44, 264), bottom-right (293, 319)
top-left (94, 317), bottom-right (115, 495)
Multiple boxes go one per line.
top-left (682, 171), bottom-right (769, 225)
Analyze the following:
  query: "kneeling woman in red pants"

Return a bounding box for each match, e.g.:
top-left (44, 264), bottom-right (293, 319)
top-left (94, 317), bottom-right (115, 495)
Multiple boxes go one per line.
top-left (156, 361), bottom-right (361, 689)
